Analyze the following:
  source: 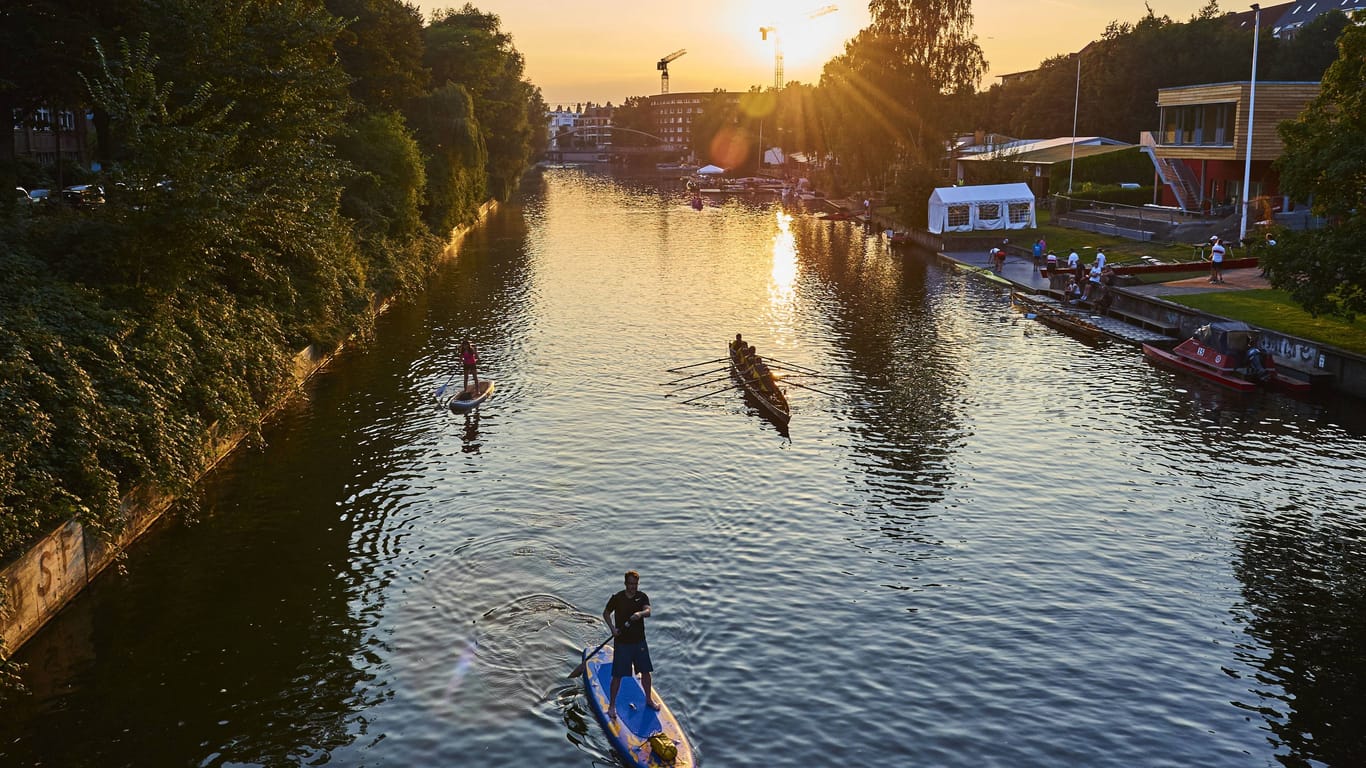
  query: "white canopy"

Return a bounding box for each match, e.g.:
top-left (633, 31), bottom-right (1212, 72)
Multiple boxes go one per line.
top-left (697, 164), bottom-right (726, 175)
top-left (762, 148), bottom-right (785, 165)
top-left (927, 183), bottom-right (1036, 234)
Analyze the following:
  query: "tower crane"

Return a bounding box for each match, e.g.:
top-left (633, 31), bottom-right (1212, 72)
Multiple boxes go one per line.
top-left (760, 5), bottom-right (836, 90)
top-left (657, 49), bottom-right (687, 94)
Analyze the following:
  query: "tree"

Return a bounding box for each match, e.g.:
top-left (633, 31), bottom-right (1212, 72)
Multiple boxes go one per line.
top-left (816, 1), bottom-right (985, 195)
top-left (424, 4), bottom-right (544, 200)
top-left (1266, 19), bottom-right (1366, 318)
top-left (325, 0), bottom-right (430, 114)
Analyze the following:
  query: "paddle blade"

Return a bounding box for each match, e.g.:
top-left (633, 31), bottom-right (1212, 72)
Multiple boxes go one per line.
top-left (567, 659), bottom-right (588, 679)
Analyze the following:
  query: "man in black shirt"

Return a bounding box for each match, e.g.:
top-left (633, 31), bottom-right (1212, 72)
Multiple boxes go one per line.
top-left (603, 570), bottom-right (656, 720)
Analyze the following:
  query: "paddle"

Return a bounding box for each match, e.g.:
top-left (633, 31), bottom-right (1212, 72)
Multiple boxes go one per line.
top-left (434, 372), bottom-right (462, 400)
top-left (568, 621), bottom-right (629, 679)
top-left (666, 357), bottom-right (729, 373)
top-left (663, 366), bottom-right (731, 385)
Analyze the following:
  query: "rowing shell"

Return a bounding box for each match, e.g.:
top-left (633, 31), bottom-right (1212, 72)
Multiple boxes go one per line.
top-left (583, 644), bottom-right (694, 767)
top-left (728, 342), bottom-right (791, 424)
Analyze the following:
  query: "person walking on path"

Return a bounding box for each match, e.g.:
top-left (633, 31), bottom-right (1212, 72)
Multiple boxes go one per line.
top-left (1209, 237), bottom-right (1227, 283)
top-left (1032, 239), bottom-right (1044, 271)
top-left (603, 570), bottom-right (657, 721)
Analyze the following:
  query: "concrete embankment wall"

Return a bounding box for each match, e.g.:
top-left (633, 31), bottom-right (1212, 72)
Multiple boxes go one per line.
top-left (0, 200), bottom-right (498, 656)
top-left (1106, 290), bottom-right (1366, 399)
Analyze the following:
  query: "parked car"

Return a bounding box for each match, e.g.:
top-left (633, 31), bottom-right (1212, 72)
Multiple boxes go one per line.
top-left (60, 184), bottom-right (104, 208)
top-left (28, 188), bottom-right (51, 204)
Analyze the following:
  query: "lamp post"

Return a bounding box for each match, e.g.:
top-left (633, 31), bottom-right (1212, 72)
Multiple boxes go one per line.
top-left (1238, 3), bottom-right (1261, 244)
top-left (1068, 51), bottom-right (1081, 195)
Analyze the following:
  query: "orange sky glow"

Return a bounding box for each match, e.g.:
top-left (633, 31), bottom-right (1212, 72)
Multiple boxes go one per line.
top-left (417, 1), bottom-right (1225, 108)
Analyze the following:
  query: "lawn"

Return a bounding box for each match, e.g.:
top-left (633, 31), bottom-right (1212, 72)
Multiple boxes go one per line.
top-left (1160, 288), bottom-right (1366, 356)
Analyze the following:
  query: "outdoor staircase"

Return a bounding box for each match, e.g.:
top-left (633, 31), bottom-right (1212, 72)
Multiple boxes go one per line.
top-left (1140, 134), bottom-right (1202, 213)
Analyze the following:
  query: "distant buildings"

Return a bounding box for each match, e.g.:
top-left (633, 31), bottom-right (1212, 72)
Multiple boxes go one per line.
top-left (12, 107), bottom-right (95, 171)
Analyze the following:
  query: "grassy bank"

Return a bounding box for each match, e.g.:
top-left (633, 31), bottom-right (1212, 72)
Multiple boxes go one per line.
top-left (1161, 289), bottom-right (1366, 356)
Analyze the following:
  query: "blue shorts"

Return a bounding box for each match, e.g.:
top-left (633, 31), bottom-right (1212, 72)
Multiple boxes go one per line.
top-left (612, 640), bottom-right (653, 676)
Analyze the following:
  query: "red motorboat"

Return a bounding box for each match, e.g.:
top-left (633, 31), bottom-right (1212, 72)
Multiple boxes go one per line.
top-left (1142, 321), bottom-right (1310, 393)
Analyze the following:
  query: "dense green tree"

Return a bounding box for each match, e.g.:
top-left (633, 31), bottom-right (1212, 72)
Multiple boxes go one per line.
top-left (412, 82), bottom-right (487, 236)
top-left (1265, 18), bottom-right (1366, 318)
top-left (817, 0), bottom-right (985, 194)
top-left (424, 4), bottom-right (544, 200)
top-left (325, 0), bottom-right (430, 113)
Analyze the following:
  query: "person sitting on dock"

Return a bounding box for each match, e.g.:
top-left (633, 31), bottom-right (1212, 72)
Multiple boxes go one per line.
top-left (1064, 278), bottom-right (1084, 305)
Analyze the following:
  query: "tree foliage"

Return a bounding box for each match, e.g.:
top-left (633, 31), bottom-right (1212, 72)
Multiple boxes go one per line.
top-left (0, 0), bottom-right (545, 569)
top-left (1265, 18), bottom-right (1366, 318)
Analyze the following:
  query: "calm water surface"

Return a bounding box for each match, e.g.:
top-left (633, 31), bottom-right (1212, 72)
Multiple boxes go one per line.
top-left (5, 168), bottom-right (1366, 767)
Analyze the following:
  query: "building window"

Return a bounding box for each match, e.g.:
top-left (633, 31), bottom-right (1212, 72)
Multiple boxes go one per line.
top-left (1160, 103), bottom-right (1233, 146)
top-left (947, 204), bottom-right (970, 228)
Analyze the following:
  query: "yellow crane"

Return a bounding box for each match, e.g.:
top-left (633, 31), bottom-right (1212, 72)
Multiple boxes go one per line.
top-left (760, 5), bottom-right (836, 90)
top-left (657, 49), bottom-right (687, 94)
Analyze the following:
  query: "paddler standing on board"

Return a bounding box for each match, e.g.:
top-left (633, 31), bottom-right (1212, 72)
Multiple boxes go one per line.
top-left (603, 570), bottom-right (658, 720)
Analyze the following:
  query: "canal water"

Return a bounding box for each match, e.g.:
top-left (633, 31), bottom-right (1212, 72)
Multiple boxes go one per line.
top-left (4, 168), bottom-right (1366, 767)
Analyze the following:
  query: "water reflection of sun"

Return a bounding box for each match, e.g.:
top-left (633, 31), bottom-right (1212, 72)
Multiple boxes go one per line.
top-left (770, 210), bottom-right (797, 307)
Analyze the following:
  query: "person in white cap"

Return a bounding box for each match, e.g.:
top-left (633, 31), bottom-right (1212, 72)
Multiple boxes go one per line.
top-left (1209, 237), bottom-right (1226, 283)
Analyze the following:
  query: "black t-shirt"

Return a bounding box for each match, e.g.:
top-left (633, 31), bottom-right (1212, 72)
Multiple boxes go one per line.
top-left (606, 589), bottom-right (650, 644)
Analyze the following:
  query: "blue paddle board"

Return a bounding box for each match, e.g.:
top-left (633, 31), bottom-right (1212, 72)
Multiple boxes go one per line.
top-left (582, 644), bottom-right (694, 767)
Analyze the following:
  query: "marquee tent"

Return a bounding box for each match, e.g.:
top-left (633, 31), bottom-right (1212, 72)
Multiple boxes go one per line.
top-left (697, 164), bottom-right (726, 175)
top-left (927, 183), bottom-right (1036, 234)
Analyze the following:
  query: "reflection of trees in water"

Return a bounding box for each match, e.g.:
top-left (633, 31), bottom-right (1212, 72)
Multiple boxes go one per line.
top-left (779, 221), bottom-right (966, 583)
top-left (790, 220), bottom-right (966, 517)
top-left (1231, 504), bottom-right (1366, 765)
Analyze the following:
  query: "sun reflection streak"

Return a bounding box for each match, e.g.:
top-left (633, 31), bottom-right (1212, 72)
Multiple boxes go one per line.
top-left (770, 210), bottom-right (798, 310)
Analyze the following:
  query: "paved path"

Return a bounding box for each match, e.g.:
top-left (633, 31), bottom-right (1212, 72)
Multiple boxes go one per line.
top-left (1124, 268), bottom-right (1270, 297)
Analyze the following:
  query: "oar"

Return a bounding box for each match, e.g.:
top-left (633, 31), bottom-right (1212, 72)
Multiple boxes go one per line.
top-left (761, 357), bottom-right (822, 375)
top-left (678, 374), bottom-right (770, 404)
top-left (782, 379), bottom-right (838, 397)
top-left (678, 383), bottom-right (746, 404)
top-left (665, 373), bottom-right (735, 394)
top-left (568, 621), bottom-right (630, 679)
top-left (663, 366), bottom-right (731, 385)
top-left (666, 357), bottom-right (729, 373)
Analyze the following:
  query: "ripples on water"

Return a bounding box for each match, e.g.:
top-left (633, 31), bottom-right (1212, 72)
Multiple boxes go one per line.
top-left (3, 168), bottom-right (1366, 767)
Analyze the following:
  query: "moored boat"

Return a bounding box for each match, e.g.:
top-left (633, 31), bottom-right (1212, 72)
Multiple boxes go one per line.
top-left (1012, 292), bottom-right (1106, 345)
top-left (582, 643), bottom-right (694, 768)
top-left (728, 340), bottom-right (792, 424)
top-left (1142, 321), bottom-right (1310, 393)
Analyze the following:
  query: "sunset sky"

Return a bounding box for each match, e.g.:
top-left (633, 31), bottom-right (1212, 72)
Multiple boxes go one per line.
top-left (416, 1), bottom-right (1225, 108)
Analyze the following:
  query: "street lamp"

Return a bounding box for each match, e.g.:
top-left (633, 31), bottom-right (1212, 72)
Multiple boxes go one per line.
top-left (1068, 51), bottom-right (1081, 195)
top-left (1238, 3), bottom-right (1261, 244)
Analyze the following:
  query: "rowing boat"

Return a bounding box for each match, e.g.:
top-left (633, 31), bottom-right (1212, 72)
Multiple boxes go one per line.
top-left (1012, 292), bottom-right (1106, 345)
top-left (446, 379), bottom-right (495, 411)
top-left (583, 644), bottom-right (694, 767)
top-left (728, 341), bottom-right (791, 424)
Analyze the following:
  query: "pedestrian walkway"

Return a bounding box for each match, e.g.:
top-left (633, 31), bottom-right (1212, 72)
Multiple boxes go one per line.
top-left (1124, 268), bottom-right (1270, 297)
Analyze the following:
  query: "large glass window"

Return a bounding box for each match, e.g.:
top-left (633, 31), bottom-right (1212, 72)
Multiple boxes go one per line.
top-left (1159, 103), bottom-right (1234, 146)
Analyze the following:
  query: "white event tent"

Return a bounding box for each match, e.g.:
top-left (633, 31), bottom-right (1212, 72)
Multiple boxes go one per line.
top-left (927, 183), bottom-right (1036, 234)
top-left (697, 164), bottom-right (726, 175)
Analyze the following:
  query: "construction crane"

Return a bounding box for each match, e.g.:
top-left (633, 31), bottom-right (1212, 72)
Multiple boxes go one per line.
top-left (657, 49), bottom-right (687, 94)
top-left (760, 5), bottom-right (836, 90)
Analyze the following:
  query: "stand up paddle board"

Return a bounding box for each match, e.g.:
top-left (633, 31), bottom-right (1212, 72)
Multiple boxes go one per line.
top-left (582, 644), bottom-right (694, 767)
top-left (446, 380), bottom-right (494, 411)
